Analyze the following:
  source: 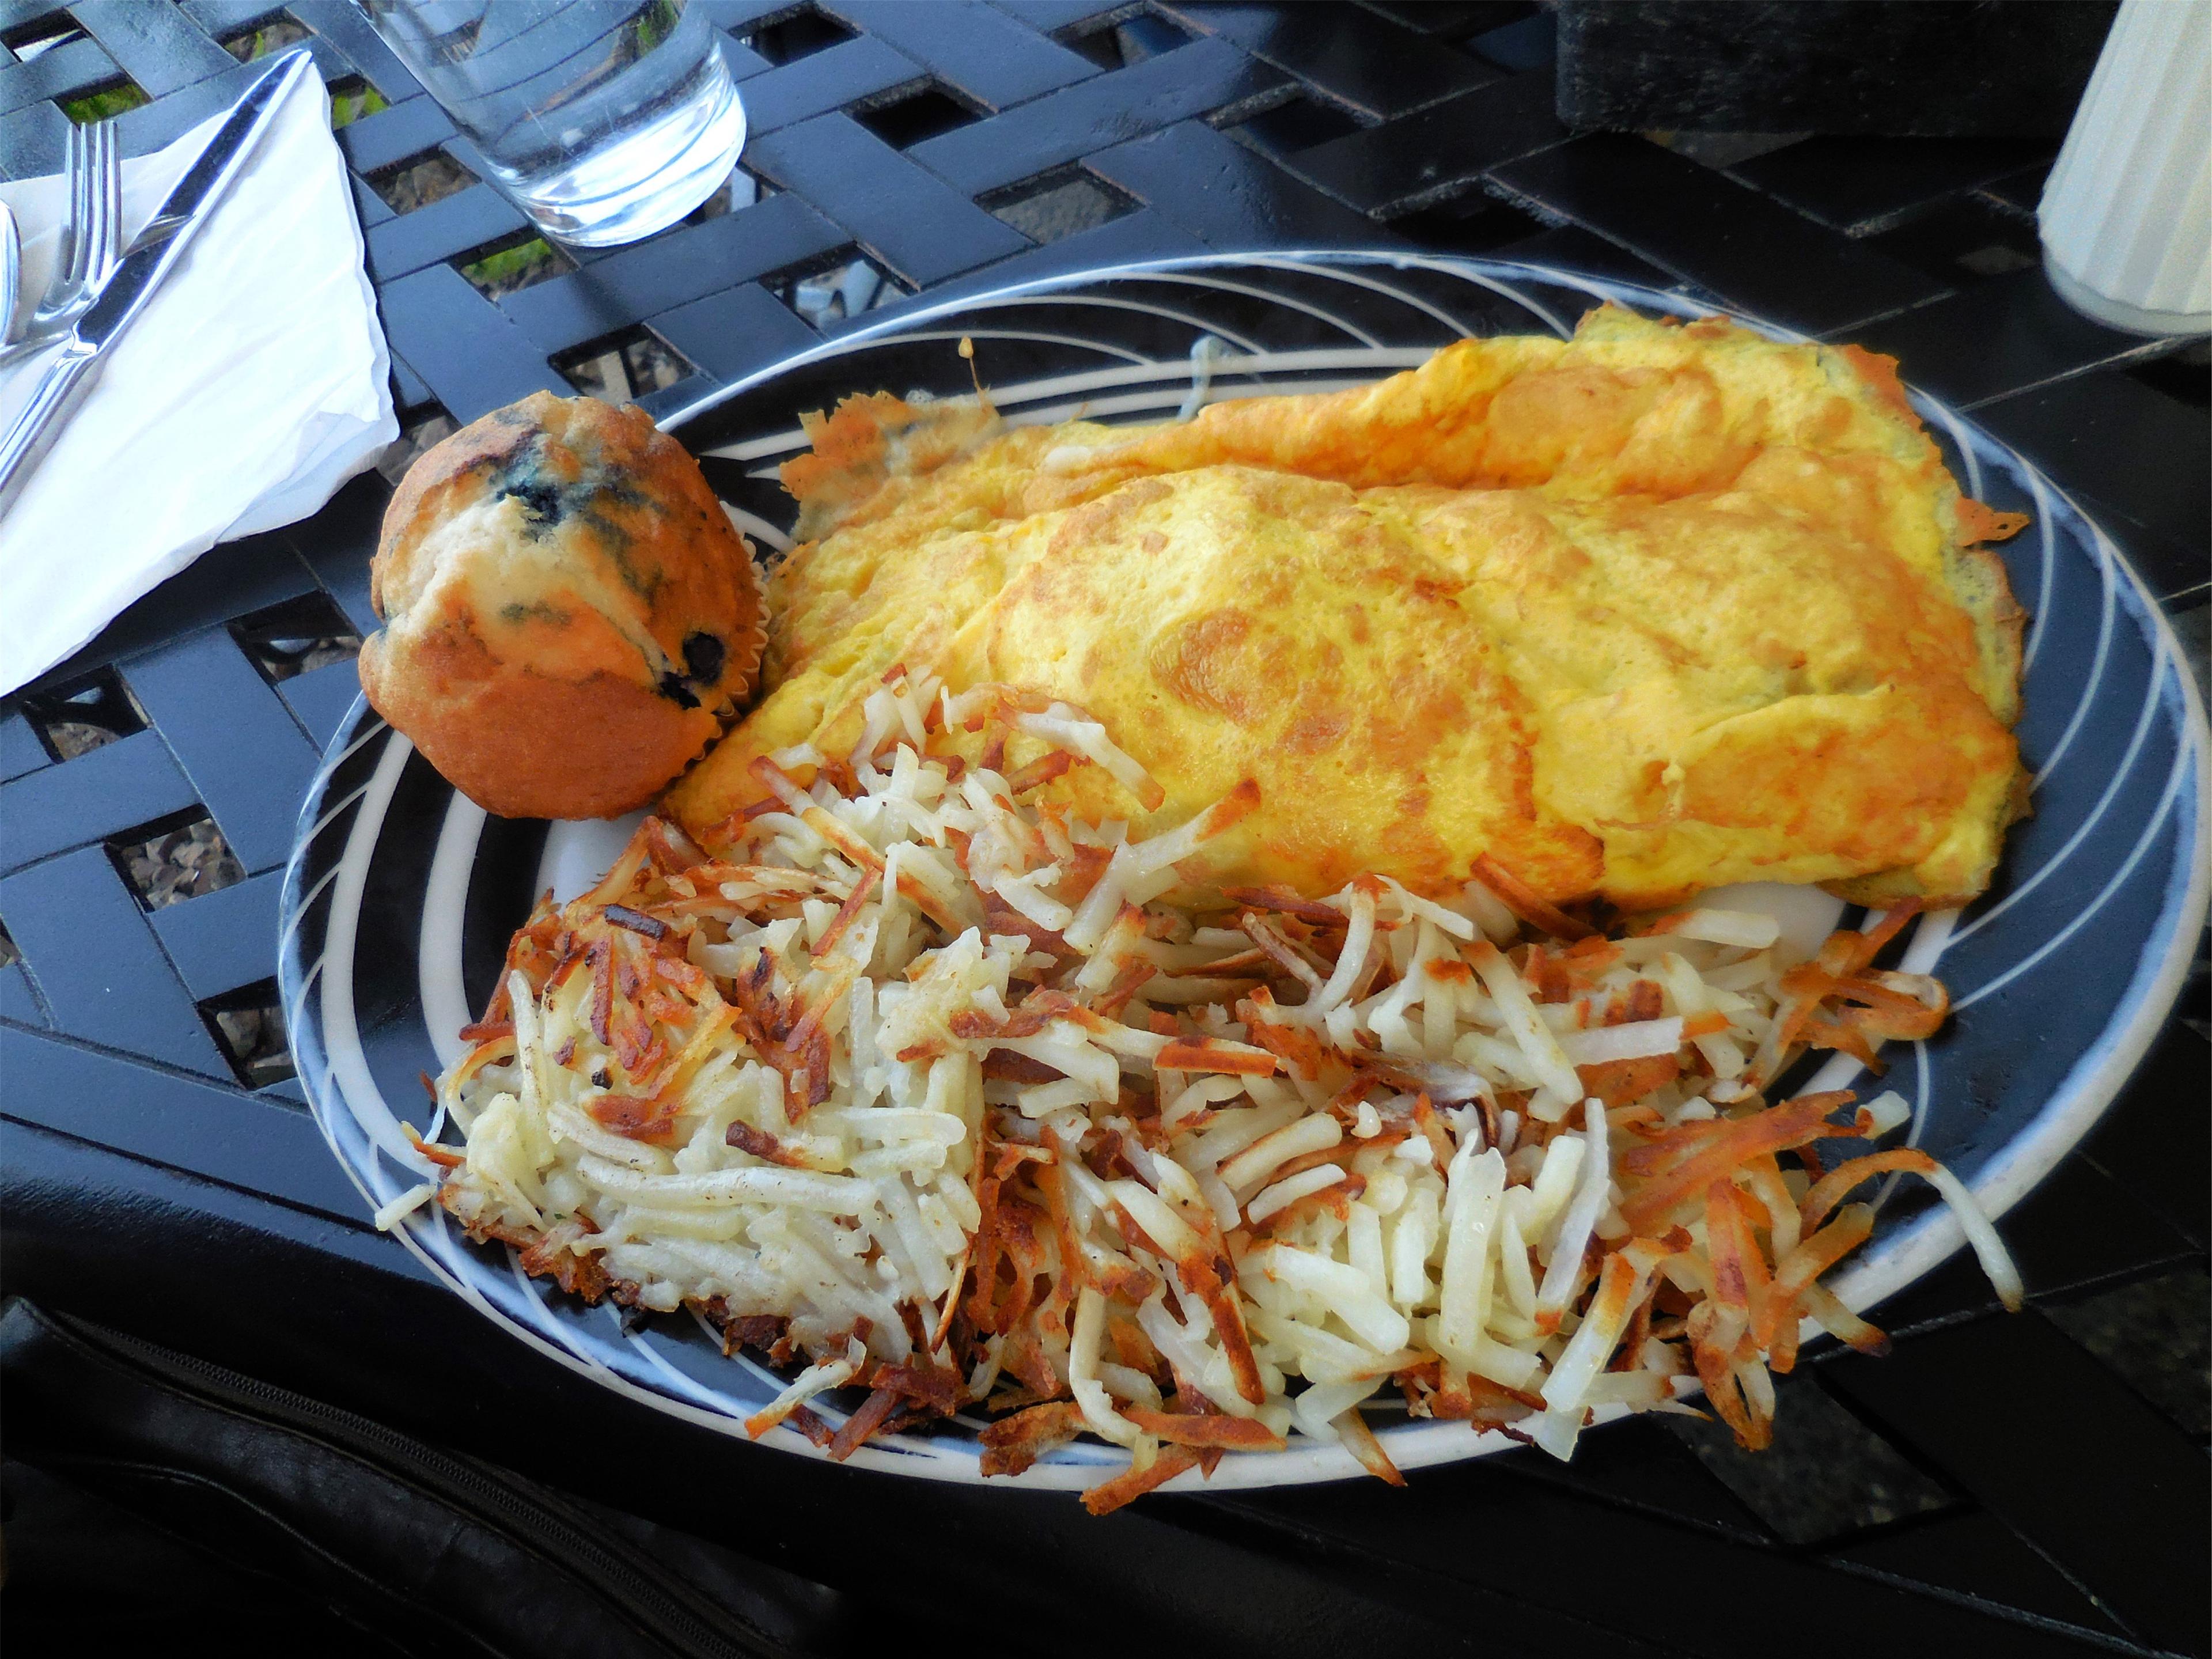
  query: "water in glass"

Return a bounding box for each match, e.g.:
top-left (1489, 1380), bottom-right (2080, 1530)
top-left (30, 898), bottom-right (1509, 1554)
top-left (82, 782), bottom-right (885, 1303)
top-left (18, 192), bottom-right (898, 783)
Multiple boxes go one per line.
top-left (359, 0), bottom-right (745, 247)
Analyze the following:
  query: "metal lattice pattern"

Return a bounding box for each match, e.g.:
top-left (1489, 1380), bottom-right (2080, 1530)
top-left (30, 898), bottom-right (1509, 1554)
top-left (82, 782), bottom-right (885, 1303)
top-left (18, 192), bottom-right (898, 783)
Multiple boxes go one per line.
top-left (0, 5), bottom-right (2205, 1656)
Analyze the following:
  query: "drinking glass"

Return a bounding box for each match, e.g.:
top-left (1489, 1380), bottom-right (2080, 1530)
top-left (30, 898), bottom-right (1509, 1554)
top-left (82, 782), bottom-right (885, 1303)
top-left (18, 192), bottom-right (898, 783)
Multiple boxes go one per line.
top-left (357, 0), bottom-right (747, 247)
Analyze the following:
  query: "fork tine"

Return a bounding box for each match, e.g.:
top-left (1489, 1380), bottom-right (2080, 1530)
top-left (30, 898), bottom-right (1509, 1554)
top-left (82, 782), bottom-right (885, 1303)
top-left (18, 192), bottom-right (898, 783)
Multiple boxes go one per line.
top-left (90, 120), bottom-right (122, 279)
top-left (78, 124), bottom-right (100, 281)
top-left (75, 121), bottom-right (97, 284)
top-left (59, 120), bottom-right (87, 286)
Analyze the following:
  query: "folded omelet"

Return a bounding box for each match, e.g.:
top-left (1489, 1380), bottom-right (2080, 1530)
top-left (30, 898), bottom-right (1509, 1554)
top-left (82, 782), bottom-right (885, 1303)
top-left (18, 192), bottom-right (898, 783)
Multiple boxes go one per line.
top-left (668, 306), bottom-right (2028, 911)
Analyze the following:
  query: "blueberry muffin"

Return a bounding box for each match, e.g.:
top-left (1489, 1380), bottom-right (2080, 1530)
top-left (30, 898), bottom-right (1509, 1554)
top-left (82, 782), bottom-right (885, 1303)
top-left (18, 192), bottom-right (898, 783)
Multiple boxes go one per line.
top-left (359, 393), bottom-right (764, 820)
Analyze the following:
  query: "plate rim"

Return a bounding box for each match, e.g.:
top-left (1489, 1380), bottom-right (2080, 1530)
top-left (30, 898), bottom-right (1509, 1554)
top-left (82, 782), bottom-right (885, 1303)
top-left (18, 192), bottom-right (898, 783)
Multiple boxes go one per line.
top-left (282, 249), bottom-right (2212, 1491)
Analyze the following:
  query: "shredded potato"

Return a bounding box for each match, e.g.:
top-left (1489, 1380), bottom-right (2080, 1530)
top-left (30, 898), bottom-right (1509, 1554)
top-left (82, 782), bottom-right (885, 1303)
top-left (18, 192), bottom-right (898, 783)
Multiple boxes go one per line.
top-left (432, 680), bottom-right (2018, 1512)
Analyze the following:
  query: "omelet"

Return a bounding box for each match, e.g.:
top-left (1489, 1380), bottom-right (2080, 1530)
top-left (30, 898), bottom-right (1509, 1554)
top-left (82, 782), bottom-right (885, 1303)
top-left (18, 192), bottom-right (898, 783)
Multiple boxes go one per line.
top-left (668, 306), bottom-right (2029, 911)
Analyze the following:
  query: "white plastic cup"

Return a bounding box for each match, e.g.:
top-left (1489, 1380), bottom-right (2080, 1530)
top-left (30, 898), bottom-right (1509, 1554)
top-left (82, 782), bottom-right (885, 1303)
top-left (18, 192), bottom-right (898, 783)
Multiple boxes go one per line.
top-left (2039, 0), bottom-right (2211, 338)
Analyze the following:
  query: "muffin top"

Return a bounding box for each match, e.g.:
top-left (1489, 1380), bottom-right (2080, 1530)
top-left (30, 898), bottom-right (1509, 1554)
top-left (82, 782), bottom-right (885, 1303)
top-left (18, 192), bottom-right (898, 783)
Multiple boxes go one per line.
top-left (372, 391), bottom-right (763, 721)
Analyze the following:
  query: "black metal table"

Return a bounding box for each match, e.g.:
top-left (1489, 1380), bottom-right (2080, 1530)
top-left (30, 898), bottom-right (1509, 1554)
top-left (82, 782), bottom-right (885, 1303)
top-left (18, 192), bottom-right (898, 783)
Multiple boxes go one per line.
top-left (2, 5), bottom-right (2206, 1656)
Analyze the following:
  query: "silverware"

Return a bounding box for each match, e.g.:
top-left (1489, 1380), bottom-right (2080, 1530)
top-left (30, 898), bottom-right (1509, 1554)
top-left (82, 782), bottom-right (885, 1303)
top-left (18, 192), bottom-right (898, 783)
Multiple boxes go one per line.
top-left (0, 200), bottom-right (18, 346)
top-left (0, 50), bottom-right (315, 512)
top-left (1, 119), bottom-right (122, 364)
top-left (31, 120), bottom-right (120, 334)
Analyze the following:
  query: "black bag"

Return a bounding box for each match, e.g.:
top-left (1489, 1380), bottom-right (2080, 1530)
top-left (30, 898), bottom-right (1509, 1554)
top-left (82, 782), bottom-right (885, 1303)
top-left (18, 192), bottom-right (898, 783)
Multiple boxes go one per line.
top-left (0, 1298), bottom-right (857, 1657)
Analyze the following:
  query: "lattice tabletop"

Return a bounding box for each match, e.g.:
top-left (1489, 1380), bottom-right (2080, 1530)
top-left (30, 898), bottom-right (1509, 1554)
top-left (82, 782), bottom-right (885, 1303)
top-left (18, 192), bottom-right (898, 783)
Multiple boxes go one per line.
top-left (1, 4), bottom-right (2206, 1656)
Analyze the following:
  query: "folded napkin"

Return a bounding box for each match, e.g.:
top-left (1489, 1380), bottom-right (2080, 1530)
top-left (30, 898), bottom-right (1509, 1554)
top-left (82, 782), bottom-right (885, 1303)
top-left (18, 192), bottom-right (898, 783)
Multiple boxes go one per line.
top-left (1, 56), bottom-right (397, 695)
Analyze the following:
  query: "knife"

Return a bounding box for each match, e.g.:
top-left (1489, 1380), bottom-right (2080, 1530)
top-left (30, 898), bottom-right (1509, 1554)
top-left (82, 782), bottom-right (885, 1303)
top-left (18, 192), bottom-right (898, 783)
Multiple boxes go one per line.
top-left (0, 49), bottom-right (319, 512)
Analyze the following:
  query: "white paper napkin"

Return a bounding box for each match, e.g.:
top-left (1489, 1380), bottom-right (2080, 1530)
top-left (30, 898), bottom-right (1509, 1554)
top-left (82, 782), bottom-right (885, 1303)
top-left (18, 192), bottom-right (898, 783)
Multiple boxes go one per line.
top-left (0, 57), bottom-right (397, 695)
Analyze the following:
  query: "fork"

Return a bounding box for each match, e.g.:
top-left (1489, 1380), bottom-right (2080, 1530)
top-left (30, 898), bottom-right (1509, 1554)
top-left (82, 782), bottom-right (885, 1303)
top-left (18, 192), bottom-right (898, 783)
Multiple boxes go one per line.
top-left (0, 200), bottom-right (18, 343)
top-left (0, 118), bottom-right (121, 366)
